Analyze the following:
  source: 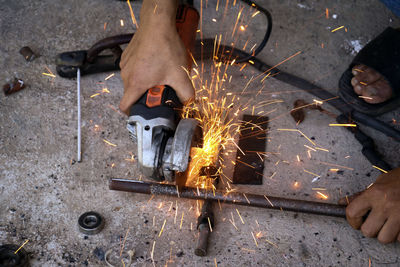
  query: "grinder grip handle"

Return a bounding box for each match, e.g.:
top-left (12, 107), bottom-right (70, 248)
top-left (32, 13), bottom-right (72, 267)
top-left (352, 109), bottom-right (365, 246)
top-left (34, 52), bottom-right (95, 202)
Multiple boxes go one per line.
top-left (129, 85), bottom-right (182, 122)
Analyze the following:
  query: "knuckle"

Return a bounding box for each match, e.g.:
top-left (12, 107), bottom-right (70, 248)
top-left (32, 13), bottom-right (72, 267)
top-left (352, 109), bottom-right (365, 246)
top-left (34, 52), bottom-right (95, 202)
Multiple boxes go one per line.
top-left (346, 205), bottom-right (357, 218)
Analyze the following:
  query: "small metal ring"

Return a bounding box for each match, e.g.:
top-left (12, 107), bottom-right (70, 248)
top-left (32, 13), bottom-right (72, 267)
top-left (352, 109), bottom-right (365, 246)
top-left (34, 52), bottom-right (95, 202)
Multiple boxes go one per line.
top-left (78, 211), bottom-right (104, 235)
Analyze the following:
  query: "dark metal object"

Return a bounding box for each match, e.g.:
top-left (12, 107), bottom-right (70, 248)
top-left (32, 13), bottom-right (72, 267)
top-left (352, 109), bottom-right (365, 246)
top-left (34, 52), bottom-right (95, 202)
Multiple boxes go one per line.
top-left (0, 244), bottom-right (30, 267)
top-left (232, 115), bottom-right (268, 184)
top-left (78, 211), bottom-right (105, 235)
top-left (19, 46), bottom-right (36, 62)
top-left (3, 78), bottom-right (26, 96)
top-left (336, 114), bottom-right (392, 171)
top-left (56, 34), bottom-right (133, 78)
top-left (195, 166), bottom-right (218, 256)
top-left (109, 178), bottom-right (346, 217)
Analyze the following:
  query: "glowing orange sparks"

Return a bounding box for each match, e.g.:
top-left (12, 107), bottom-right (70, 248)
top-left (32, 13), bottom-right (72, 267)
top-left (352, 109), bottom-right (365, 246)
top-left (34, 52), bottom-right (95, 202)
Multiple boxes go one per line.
top-left (329, 123), bottom-right (357, 127)
top-left (103, 139), bottom-right (117, 147)
top-left (372, 165), bottom-right (388, 173)
top-left (317, 191), bottom-right (328, 199)
top-left (331, 26), bottom-right (344, 32)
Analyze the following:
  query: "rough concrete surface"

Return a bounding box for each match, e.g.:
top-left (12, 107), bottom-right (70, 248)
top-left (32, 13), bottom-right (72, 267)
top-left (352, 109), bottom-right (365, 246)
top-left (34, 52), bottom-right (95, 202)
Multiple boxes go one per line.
top-left (1, 0), bottom-right (400, 266)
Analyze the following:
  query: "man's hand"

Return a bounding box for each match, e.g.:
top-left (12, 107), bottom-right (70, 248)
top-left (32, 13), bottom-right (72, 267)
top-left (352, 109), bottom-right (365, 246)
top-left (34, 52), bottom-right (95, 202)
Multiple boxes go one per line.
top-left (339, 167), bottom-right (400, 244)
top-left (119, 0), bottom-right (194, 115)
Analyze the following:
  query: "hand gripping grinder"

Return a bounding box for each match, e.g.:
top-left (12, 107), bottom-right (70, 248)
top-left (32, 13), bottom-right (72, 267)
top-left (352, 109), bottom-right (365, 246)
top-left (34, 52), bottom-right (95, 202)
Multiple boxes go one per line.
top-left (127, 5), bottom-right (200, 182)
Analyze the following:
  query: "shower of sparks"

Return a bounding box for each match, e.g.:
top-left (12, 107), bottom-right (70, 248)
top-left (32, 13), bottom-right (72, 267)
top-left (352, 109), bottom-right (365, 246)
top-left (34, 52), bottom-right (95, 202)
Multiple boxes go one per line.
top-left (251, 231), bottom-right (258, 247)
top-left (103, 139), bottom-right (117, 147)
top-left (158, 219), bottom-right (167, 237)
top-left (319, 161), bottom-right (353, 170)
top-left (180, 212), bottom-right (184, 229)
top-left (329, 123), bottom-right (357, 127)
top-left (126, 0), bottom-right (138, 28)
top-left (303, 169), bottom-right (320, 178)
top-left (151, 241), bottom-right (156, 262)
top-left (90, 93), bottom-right (100, 98)
top-left (105, 73), bottom-right (115, 80)
top-left (236, 209), bottom-right (245, 224)
top-left (42, 72), bottom-right (56, 78)
top-left (331, 26), bottom-right (344, 32)
top-left (110, 2), bottom-right (368, 264)
top-left (14, 240), bottom-right (29, 254)
top-left (317, 191), bottom-right (328, 199)
top-left (372, 165), bottom-right (388, 173)
top-left (208, 217), bottom-right (213, 232)
top-left (359, 96), bottom-right (373, 100)
top-left (277, 129), bottom-right (316, 146)
top-left (120, 227), bottom-right (131, 256)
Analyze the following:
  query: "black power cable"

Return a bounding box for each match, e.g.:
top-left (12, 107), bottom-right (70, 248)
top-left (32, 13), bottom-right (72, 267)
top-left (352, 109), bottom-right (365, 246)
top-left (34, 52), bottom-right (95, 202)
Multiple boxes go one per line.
top-left (236, 0), bottom-right (273, 63)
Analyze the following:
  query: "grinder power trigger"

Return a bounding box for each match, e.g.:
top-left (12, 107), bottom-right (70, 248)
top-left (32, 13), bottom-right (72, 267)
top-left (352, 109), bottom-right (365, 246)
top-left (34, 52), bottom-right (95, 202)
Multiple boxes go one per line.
top-left (127, 4), bottom-right (201, 182)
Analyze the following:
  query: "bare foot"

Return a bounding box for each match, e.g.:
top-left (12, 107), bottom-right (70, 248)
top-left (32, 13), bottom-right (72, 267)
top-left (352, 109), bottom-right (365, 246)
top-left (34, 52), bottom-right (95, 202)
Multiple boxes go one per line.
top-left (351, 64), bottom-right (393, 104)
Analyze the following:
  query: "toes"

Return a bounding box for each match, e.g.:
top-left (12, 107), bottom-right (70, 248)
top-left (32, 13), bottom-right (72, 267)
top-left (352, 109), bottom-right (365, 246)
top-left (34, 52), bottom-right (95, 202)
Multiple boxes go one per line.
top-left (352, 66), bottom-right (382, 85)
top-left (352, 64), bottom-right (368, 75)
top-left (361, 79), bottom-right (393, 104)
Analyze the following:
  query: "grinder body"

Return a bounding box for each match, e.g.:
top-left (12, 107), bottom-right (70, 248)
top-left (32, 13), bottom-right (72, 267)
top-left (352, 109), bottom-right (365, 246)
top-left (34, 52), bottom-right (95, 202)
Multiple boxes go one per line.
top-left (127, 5), bottom-right (199, 181)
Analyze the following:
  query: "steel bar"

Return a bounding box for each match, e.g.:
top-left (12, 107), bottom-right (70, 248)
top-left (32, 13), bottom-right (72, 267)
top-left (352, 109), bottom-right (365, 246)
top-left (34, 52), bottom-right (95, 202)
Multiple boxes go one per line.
top-left (109, 178), bottom-right (346, 218)
top-left (195, 166), bottom-right (218, 256)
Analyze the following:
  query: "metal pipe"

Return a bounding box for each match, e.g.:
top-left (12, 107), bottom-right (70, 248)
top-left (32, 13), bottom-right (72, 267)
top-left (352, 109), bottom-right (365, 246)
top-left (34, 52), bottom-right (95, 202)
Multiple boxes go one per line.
top-left (109, 178), bottom-right (346, 218)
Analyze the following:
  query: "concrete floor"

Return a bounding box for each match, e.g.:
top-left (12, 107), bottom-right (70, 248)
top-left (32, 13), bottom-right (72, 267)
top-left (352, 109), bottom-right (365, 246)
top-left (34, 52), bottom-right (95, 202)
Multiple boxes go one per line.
top-left (1, 0), bottom-right (400, 266)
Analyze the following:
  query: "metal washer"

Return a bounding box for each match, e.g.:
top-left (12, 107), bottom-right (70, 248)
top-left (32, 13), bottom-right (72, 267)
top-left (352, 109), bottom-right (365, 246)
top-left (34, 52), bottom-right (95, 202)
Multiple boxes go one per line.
top-left (78, 211), bottom-right (104, 235)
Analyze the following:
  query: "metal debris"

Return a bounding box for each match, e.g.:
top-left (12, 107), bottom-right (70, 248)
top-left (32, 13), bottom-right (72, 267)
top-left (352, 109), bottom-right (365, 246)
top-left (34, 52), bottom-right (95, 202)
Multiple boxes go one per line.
top-left (19, 46), bottom-right (37, 61)
top-left (3, 78), bottom-right (26, 96)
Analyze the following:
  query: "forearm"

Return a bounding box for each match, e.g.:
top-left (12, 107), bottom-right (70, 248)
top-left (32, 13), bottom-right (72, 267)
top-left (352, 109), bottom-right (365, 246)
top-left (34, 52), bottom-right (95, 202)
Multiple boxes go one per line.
top-left (140, 0), bottom-right (178, 30)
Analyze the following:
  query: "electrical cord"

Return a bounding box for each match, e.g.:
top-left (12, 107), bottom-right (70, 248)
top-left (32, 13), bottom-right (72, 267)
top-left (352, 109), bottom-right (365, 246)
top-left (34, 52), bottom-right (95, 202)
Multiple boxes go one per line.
top-left (236, 0), bottom-right (273, 63)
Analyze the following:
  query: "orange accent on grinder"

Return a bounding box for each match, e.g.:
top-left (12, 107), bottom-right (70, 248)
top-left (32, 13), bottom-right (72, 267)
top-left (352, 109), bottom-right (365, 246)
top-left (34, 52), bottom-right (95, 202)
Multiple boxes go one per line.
top-left (146, 85), bottom-right (165, 108)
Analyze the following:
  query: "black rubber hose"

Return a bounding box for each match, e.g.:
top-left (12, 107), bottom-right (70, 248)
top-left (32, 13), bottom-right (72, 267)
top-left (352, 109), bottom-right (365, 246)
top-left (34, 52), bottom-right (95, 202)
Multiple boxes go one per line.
top-left (336, 114), bottom-right (392, 171)
top-left (236, 0), bottom-right (273, 63)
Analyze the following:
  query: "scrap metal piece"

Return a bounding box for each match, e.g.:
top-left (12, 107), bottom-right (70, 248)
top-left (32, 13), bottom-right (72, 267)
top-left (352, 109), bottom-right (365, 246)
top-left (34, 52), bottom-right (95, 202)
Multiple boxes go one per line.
top-left (3, 78), bottom-right (26, 96)
top-left (290, 99), bottom-right (337, 124)
top-left (232, 115), bottom-right (268, 184)
top-left (104, 249), bottom-right (134, 267)
top-left (78, 211), bottom-right (105, 235)
top-left (195, 166), bottom-right (218, 257)
top-left (19, 46), bottom-right (36, 62)
top-left (0, 244), bottom-right (30, 267)
top-left (109, 179), bottom-right (346, 217)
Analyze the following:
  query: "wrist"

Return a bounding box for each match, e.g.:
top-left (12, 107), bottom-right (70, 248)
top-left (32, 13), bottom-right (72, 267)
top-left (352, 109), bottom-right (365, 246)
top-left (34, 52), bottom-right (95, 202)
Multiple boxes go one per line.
top-left (140, 0), bottom-right (177, 29)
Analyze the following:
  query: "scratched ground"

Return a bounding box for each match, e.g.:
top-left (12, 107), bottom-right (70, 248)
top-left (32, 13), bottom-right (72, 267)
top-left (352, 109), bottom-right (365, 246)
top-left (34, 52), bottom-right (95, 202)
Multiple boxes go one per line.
top-left (1, 0), bottom-right (400, 266)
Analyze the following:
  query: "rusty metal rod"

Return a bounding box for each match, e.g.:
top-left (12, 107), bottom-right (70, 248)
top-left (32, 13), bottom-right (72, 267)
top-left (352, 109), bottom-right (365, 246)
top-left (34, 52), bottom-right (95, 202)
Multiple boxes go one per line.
top-left (109, 178), bottom-right (346, 218)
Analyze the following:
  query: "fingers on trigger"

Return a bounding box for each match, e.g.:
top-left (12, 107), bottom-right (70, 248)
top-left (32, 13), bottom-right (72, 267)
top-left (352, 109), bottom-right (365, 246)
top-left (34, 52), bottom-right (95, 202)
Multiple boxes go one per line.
top-left (377, 218), bottom-right (400, 244)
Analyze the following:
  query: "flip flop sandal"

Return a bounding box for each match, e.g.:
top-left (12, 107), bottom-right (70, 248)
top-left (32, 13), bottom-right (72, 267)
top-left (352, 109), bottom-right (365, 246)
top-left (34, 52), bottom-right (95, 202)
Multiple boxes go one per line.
top-left (338, 27), bottom-right (400, 116)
